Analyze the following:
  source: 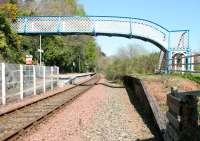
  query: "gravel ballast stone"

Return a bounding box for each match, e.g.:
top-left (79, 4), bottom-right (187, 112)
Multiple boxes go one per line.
top-left (13, 78), bottom-right (157, 141)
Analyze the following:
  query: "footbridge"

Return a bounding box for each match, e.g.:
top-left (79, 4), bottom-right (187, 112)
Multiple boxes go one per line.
top-left (13, 16), bottom-right (191, 71)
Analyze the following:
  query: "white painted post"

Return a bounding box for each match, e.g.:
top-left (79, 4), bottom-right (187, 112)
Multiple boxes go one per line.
top-left (43, 66), bottom-right (46, 93)
top-left (2, 63), bottom-right (6, 105)
top-left (191, 54), bottom-right (194, 71)
top-left (57, 67), bottom-right (59, 85)
top-left (51, 66), bottom-right (53, 90)
top-left (20, 64), bottom-right (23, 100)
top-left (174, 56), bottom-right (177, 71)
top-left (182, 55), bottom-right (185, 74)
top-left (33, 65), bottom-right (36, 95)
top-left (39, 35), bottom-right (42, 65)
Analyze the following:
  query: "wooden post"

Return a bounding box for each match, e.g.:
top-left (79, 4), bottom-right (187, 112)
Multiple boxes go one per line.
top-left (181, 95), bottom-right (198, 129)
top-left (165, 89), bottom-right (199, 141)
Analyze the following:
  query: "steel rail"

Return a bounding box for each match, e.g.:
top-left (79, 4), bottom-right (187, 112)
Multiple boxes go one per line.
top-left (0, 74), bottom-right (99, 141)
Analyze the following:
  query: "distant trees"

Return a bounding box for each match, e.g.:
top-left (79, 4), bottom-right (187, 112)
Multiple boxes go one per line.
top-left (104, 44), bottom-right (160, 80)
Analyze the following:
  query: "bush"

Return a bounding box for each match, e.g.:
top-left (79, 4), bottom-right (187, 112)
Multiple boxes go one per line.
top-left (104, 45), bottom-right (160, 81)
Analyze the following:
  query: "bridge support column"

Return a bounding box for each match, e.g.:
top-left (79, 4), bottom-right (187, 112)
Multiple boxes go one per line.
top-left (167, 51), bottom-right (172, 73)
top-left (182, 54), bottom-right (185, 74)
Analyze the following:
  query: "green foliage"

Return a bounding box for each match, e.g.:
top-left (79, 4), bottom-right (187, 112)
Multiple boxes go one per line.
top-left (180, 73), bottom-right (200, 84)
top-left (0, 3), bottom-right (18, 21)
top-left (0, 31), bottom-right (7, 49)
top-left (76, 5), bottom-right (85, 16)
top-left (104, 45), bottom-right (160, 80)
top-left (85, 40), bottom-right (97, 71)
top-left (195, 65), bottom-right (200, 71)
top-left (0, 12), bottom-right (23, 63)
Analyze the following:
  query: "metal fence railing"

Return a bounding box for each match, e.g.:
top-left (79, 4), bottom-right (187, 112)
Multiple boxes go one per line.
top-left (0, 63), bottom-right (59, 105)
top-left (168, 53), bottom-right (200, 74)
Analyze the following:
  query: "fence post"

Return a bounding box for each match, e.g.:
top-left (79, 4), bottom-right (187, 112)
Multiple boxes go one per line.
top-left (2, 63), bottom-right (6, 105)
top-left (174, 56), bottom-right (177, 71)
top-left (57, 67), bottom-right (59, 84)
top-left (43, 66), bottom-right (46, 93)
top-left (181, 95), bottom-right (198, 129)
top-left (191, 54), bottom-right (194, 71)
top-left (165, 88), bottom-right (199, 141)
top-left (51, 66), bottom-right (53, 90)
top-left (33, 65), bottom-right (36, 95)
top-left (20, 64), bottom-right (23, 100)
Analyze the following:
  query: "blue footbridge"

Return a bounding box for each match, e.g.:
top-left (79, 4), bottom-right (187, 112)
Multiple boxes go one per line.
top-left (13, 16), bottom-right (191, 72)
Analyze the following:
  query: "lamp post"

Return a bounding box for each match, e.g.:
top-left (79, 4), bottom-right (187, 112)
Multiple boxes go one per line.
top-left (38, 35), bottom-right (44, 65)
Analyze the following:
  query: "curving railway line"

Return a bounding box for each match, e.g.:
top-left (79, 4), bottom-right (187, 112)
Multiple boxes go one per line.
top-left (0, 74), bottom-right (99, 141)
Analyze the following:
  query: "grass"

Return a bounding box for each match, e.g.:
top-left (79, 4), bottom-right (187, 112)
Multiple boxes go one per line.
top-left (171, 72), bottom-right (200, 85)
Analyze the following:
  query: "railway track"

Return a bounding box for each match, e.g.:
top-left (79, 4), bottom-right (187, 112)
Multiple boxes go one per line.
top-left (0, 74), bottom-right (99, 141)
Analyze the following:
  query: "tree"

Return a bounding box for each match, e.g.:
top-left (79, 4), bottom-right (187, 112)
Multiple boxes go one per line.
top-left (0, 12), bottom-right (24, 63)
top-left (0, 3), bottom-right (18, 21)
top-left (104, 44), bottom-right (160, 80)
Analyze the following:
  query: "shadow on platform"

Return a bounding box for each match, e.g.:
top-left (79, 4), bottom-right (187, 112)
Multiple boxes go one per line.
top-left (124, 86), bottom-right (163, 141)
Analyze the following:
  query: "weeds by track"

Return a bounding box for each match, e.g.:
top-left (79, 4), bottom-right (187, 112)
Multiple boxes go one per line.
top-left (0, 74), bottom-right (99, 141)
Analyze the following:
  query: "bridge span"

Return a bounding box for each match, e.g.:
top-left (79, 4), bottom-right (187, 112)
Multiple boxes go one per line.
top-left (13, 16), bottom-right (191, 71)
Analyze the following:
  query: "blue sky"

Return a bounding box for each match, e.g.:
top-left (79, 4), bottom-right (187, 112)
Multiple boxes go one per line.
top-left (78, 0), bottom-right (200, 56)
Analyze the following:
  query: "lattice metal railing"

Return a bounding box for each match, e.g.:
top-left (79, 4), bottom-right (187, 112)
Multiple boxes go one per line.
top-left (13, 16), bottom-right (190, 72)
top-left (14, 16), bottom-right (172, 49)
top-left (169, 30), bottom-right (189, 52)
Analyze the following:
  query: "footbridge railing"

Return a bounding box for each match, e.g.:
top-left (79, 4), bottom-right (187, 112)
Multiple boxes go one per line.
top-left (13, 16), bottom-right (188, 51)
top-left (13, 16), bottom-right (191, 72)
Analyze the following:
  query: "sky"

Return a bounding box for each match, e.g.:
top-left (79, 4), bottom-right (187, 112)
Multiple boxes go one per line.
top-left (78, 0), bottom-right (200, 56)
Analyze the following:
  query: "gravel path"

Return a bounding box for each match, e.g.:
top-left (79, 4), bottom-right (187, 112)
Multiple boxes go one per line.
top-left (13, 78), bottom-right (157, 141)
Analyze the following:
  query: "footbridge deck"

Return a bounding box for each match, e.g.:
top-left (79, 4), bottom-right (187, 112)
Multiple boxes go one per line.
top-left (13, 16), bottom-right (189, 52)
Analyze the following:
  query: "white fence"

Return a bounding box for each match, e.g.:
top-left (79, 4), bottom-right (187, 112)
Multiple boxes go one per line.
top-left (0, 63), bottom-right (59, 105)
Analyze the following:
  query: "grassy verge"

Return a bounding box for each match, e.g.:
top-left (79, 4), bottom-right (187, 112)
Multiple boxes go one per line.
top-left (171, 73), bottom-right (200, 84)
